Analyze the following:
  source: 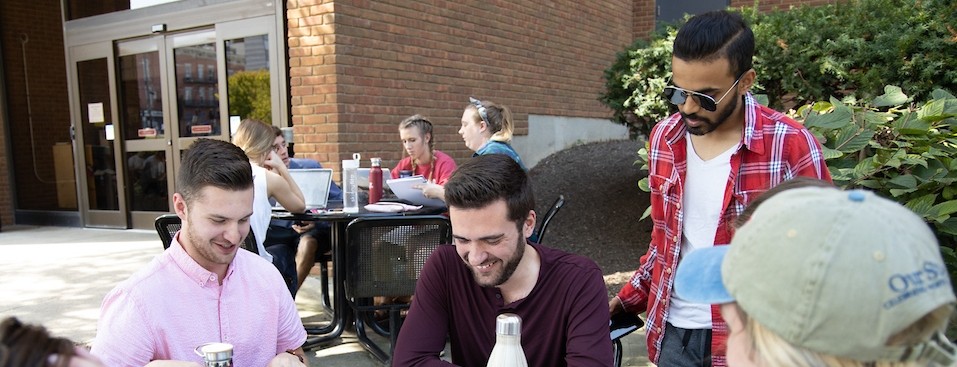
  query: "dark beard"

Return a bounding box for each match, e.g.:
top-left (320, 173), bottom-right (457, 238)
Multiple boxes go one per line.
top-left (682, 94), bottom-right (740, 136)
top-left (491, 236), bottom-right (526, 287)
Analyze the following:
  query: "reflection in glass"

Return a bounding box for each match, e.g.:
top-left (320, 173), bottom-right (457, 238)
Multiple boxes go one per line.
top-left (77, 58), bottom-right (119, 210)
top-left (127, 151), bottom-right (168, 211)
top-left (119, 52), bottom-right (164, 139)
top-left (175, 42), bottom-right (219, 137)
top-left (226, 35), bottom-right (271, 125)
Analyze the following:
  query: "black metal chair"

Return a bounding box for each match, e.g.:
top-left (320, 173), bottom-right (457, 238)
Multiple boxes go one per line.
top-left (610, 312), bottom-right (644, 367)
top-left (529, 194), bottom-right (565, 243)
top-left (343, 215), bottom-right (452, 364)
top-left (153, 214), bottom-right (258, 254)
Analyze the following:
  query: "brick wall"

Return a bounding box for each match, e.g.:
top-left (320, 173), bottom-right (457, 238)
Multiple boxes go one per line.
top-left (287, 0), bottom-right (634, 172)
top-left (0, 0), bottom-right (72, 222)
top-left (633, 0), bottom-right (654, 41)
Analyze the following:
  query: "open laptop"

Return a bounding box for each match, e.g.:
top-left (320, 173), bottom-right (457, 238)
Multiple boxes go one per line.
top-left (357, 167), bottom-right (391, 190)
top-left (286, 168), bottom-right (334, 209)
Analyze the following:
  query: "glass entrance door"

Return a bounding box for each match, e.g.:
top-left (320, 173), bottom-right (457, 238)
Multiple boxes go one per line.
top-left (117, 36), bottom-right (174, 229)
top-left (68, 15), bottom-right (281, 229)
top-left (69, 43), bottom-right (127, 228)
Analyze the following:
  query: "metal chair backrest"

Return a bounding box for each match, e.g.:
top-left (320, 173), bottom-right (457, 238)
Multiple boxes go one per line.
top-left (153, 214), bottom-right (259, 254)
top-left (345, 215), bottom-right (452, 299)
top-left (529, 194), bottom-right (565, 244)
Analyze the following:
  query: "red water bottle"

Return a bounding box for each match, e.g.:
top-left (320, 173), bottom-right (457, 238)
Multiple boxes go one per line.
top-left (369, 157), bottom-right (383, 204)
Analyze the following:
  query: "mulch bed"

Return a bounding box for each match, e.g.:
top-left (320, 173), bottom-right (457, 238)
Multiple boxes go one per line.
top-left (528, 139), bottom-right (652, 296)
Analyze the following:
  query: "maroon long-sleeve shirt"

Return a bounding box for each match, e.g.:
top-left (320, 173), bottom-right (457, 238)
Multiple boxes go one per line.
top-left (393, 242), bottom-right (614, 366)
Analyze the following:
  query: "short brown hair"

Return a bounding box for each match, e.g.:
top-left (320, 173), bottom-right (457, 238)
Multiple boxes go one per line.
top-left (176, 138), bottom-right (253, 205)
top-left (445, 154), bottom-right (534, 226)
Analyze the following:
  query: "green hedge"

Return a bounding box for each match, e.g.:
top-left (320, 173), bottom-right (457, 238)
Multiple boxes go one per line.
top-left (800, 88), bottom-right (957, 257)
top-left (599, 0), bottom-right (957, 138)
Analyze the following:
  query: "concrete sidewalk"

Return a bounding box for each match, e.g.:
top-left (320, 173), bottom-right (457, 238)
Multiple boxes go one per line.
top-left (0, 225), bottom-right (650, 366)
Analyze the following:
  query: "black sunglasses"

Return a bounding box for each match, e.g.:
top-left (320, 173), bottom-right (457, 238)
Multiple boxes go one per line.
top-left (662, 75), bottom-right (743, 112)
top-left (469, 97), bottom-right (489, 124)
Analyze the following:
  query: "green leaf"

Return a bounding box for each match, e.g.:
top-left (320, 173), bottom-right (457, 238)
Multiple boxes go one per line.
top-left (821, 145), bottom-right (844, 160)
top-left (860, 110), bottom-right (893, 128)
top-left (754, 94), bottom-right (770, 106)
top-left (831, 167), bottom-right (853, 183)
top-left (872, 85), bottom-right (910, 107)
top-left (905, 194), bottom-right (938, 218)
top-left (889, 188), bottom-right (917, 197)
top-left (852, 157), bottom-right (879, 179)
top-left (805, 106), bottom-right (853, 130)
top-left (932, 200), bottom-right (957, 217)
top-left (901, 154), bottom-right (928, 168)
top-left (893, 112), bottom-right (933, 135)
top-left (936, 218), bottom-right (957, 237)
top-left (833, 126), bottom-right (874, 153)
top-left (637, 177), bottom-right (650, 192)
top-left (888, 174), bottom-right (918, 189)
top-left (918, 99), bottom-right (957, 122)
top-left (883, 149), bottom-right (905, 169)
top-left (931, 89), bottom-right (957, 100)
top-left (639, 205), bottom-right (652, 221)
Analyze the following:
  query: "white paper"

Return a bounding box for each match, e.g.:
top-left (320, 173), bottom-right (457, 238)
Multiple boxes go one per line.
top-left (229, 115), bottom-right (241, 136)
top-left (88, 103), bottom-right (105, 123)
top-left (105, 124), bottom-right (115, 141)
top-left (386, 176), bottom-right (445, 207)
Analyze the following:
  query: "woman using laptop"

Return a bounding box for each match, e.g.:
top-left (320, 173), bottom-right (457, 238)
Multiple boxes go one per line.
top-left (393, 115), bottom-right (457, 202)
top-left (231, 119), bottom-right (305, 262)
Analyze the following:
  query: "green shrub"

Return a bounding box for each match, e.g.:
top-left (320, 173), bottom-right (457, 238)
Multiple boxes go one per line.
top-left (600, 0), bottom-right (957, 137)
top-left (798, 86), bottom-right (957, 255)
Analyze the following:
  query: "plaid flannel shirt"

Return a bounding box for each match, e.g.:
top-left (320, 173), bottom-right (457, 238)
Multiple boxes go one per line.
top-left (617, 93), bottom-right (831, 366)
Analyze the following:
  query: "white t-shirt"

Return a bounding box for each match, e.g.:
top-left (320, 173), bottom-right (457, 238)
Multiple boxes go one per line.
top-left (668, 134), bottom-right (737, 329)
top-left (250, 164), bottom-right (274, 262)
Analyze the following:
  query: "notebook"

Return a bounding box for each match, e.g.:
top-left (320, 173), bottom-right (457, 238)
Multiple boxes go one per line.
top-left (287, 168), bottom-right (334, 209)
top-left (386, 175), bottom-right (445, 207)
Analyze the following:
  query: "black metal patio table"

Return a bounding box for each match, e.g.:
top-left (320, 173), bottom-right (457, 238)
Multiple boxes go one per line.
top-left (272, 199), bottom-right (446, 349)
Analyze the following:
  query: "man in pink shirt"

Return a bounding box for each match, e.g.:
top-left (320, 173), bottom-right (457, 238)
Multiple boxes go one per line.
top-left (91, 139), bottom-right (308, 367)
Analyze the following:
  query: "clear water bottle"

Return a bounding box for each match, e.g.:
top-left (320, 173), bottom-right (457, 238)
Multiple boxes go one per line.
top-left (486, 313), bottom-right (529, 367)
top-left (342, 153), bottom-right (360, 213)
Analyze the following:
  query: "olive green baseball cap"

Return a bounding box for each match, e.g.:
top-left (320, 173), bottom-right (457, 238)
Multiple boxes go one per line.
top-left (675, 187), bottom-right (957, 363)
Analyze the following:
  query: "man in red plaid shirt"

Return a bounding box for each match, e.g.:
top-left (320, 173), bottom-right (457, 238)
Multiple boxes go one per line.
top-left (609, 10), bottom-right (831, 367)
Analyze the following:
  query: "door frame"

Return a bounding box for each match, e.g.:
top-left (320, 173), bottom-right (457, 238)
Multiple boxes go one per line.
top-left (67, 42), bottom-right (127, 228)
top-left (64, 1), bottom-right (285, 229)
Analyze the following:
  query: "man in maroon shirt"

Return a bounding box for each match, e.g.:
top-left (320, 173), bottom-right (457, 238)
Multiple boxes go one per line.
top-left (393, 154), bottom-right (613, 366)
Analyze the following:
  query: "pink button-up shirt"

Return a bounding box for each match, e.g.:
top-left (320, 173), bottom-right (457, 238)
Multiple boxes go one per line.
top-left (91, 232), bottom-right (306, 367)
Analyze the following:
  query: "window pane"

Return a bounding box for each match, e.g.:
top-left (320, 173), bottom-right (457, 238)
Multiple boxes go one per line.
top-left (226, 34), bottom-right (271, 125)
top-left (119, 52), bottom-right (164, 140)
top-left (174, 40), bottom-right (220, 137)
top-left (126, 151), bottom-right (168, 211)
top-left (77, 58), bottom-right (119, 210)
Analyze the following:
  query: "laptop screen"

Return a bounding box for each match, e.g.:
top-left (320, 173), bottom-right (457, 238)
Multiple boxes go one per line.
top-left (357, 167), bottom-right (391, 190)
top-left (288, 168), bottom-right (333, 209)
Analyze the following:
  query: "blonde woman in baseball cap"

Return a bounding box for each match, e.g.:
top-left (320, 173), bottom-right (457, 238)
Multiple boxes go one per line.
top-left (675, 187), bottom-right (957, 366)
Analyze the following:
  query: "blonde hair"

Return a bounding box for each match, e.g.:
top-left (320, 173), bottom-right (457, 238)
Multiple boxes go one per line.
top-left (738, 305), bottom-right (953, 367)
top-left (231, 119), bottom-right (274, 164)
top-left (466, 99), bottom-right (514, 142)
top-left (399, 115), bottom-right (436, 179)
